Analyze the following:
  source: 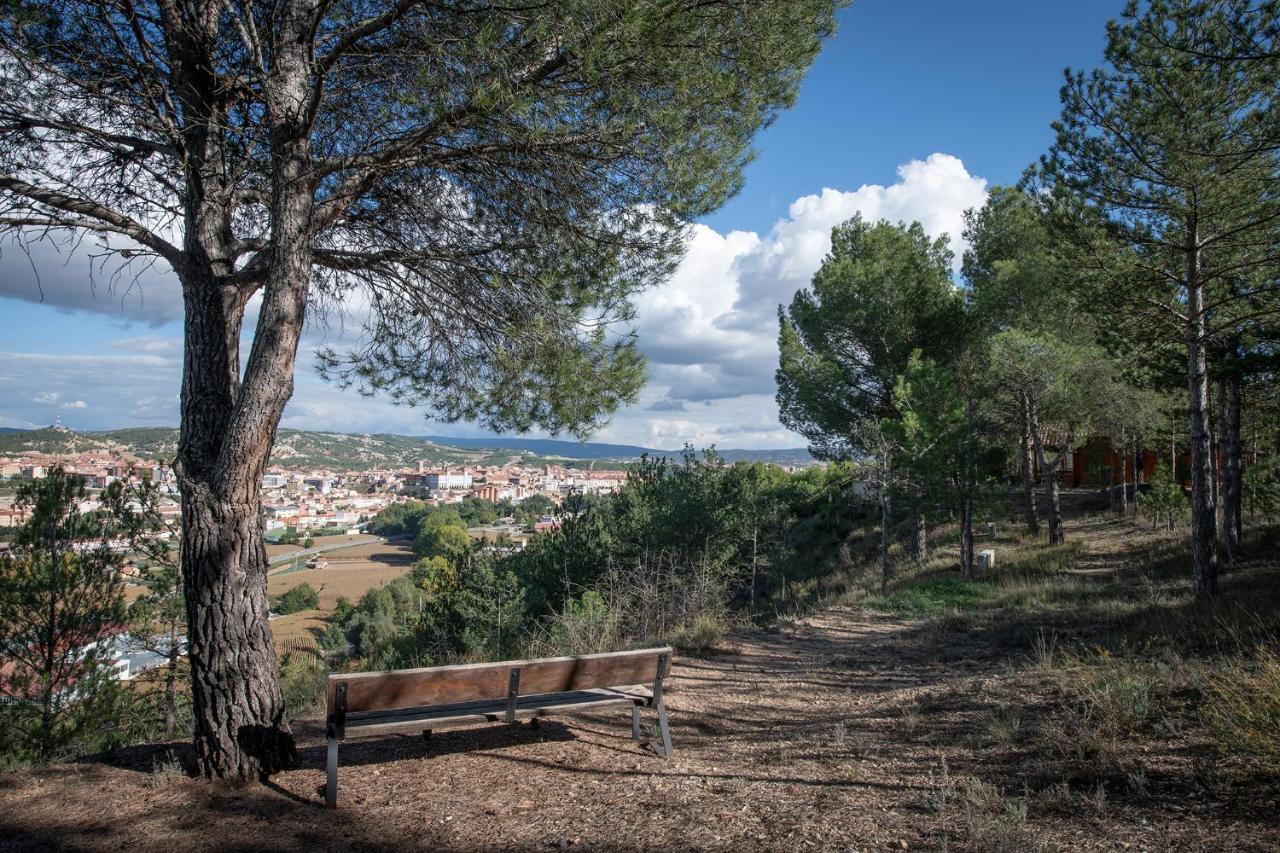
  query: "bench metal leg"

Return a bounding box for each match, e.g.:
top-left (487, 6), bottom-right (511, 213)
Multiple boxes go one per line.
top-left (326, 737), bottom-right (339, 808)
top-left (631, 705), bottom-right (642, 741)
top-left (655, 701), bottom-right (673, 758)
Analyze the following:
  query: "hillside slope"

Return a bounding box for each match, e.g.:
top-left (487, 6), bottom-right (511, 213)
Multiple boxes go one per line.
top-left (0, 427), bottom-right (813, 469)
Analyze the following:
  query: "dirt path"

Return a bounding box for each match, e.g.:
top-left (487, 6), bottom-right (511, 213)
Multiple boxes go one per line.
top-left (2, 523), bottom-right (1276, 851)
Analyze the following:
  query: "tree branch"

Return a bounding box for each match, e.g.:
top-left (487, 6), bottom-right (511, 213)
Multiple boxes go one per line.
top-left (0, 175), bottom-right (182, 266)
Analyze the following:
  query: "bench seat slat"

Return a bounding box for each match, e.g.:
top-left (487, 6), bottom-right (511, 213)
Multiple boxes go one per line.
top-left (328, 647), bottom-right (671, 715)
top-left (341, 687), bottom-right (651, 739)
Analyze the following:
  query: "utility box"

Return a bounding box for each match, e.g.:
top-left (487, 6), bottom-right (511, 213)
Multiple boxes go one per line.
top-left (977, 548), bottom-right (996, 572)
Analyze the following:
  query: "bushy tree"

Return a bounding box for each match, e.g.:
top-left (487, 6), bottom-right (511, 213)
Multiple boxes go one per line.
top-left (414, 519), bottom-right (474, 569)
top-left (457, 557), bottom-right (527, 660)
top-left (988, 329), bottom-right (1114, 544)
top-left (1141, 468), bottom-right (1189, 530)
top-left (778, 216), bottom-right (966, 459)
top-left (0, 468), bottom-right (127, 764)
top-left (0, 0), bottom-right (841, 777)
top-left (886, 352), bottom-right (1000, 578)
top-left (273, 583), bottom-right (319, 615)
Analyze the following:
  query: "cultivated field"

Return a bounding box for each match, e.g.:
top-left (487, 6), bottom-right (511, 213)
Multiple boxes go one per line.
top-left (267, 539), bottom-right (416, 611)
top-left (312, 539), bottom-right (413, 563)
top-left (265, 542), bottom-right (305, 560)
top-left (269, 609), bottom-right (329, 655)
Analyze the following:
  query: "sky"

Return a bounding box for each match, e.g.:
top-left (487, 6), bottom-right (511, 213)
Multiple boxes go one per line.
top-left (0, 1), bottom-right (1122, 449)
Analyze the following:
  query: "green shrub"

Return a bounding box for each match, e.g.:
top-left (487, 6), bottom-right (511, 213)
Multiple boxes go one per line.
top-left (1139, 468), bottom-right (1188, 530)
top-left (535, 590), bottom-right (618, 655)
top-left (273, 582), bottom-right (319, 615)
top-left (1243, 458), bottom-right (1280, 521)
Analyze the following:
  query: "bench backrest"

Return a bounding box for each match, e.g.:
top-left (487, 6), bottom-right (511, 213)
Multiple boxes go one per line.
top-left (326, 647), bottom-right (672, 717)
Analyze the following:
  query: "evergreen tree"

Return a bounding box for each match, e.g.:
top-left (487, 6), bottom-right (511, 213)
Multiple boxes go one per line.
top-left (102, 479), bottom-right (187, 739)
top-left (1043, 0), bottom-right (1280, 596)
top-left (0, 468), bottom-right (127, 763)
top-left (0, 0), bottom-right (842, 777)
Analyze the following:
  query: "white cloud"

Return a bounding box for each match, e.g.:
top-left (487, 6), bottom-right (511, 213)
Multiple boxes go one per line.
top-left (607, 153), bottom-right (989, 447)
top-left (106, 335), bottom-right (181, 355)
top-left (0, 232), bottom-right (183, 326)
top-left (0, 154), bottom-right (990, 451)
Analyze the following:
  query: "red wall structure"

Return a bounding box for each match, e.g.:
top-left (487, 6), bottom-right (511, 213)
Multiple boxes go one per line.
top-left (1070, 436), bottom-right (1177, 488)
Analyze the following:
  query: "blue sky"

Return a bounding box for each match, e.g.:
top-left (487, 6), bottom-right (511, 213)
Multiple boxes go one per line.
top-left (0, 0), bottom-right (1122, 447)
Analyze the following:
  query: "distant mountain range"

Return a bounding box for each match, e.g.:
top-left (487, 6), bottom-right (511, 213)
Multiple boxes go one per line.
top-left (418, 435), bottom-right (814, 465)
top-left (0, 427), bottom-right (815, 470)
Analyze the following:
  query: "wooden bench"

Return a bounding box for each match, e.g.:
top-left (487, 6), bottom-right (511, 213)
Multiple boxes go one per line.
top-left (323, 646), bottom-right (674, 807)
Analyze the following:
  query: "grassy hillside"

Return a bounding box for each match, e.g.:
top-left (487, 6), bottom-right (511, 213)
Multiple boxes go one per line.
top-left (0, 427), bottom-right (805, 470)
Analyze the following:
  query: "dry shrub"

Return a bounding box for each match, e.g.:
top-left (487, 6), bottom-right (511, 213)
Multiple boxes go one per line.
top-left (929, 761), bottom-right (1041, 853)
top-left (671, 614), bottom-right (725, 656)
top-left (1204, 646), bottom-right (1280, 758)
top-left (984, 705), bottom-right (1023, 747)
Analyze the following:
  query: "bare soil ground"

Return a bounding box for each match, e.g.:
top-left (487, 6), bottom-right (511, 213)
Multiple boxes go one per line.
top-left (2, 517), bottom-right (1277, 852)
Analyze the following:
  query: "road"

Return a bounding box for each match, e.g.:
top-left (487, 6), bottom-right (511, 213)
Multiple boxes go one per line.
top-left (266, 534), bottom-right (383, 572)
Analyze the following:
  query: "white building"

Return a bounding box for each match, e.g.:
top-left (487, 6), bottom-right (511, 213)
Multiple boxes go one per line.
top-left (426, 471), bottom-right (472, 490)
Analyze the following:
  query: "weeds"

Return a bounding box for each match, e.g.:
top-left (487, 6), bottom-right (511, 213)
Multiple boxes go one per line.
top-left (670, 614), bottom-right (726, 656)
top-left (1204, 646), bottom-right (1280, 758)
top-left (984, 706), bottom-right (1023, 747)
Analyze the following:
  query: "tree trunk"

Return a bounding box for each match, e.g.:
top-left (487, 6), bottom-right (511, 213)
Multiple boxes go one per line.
top-left (164, 617), bottom-right (180, 739)
top-left (1223, 372), bottom-right (1243, 562)
top-left (1020, 393), bottom-right (1040, 535)
top-left (177, 106), bottom-right (319, 780)
top-left (1043, 460), bottom-right (1064, 545)
top-left (1186, 255), bottom-right (1218, 598)
top-left (1210, 378), bottom-right (1222, 540)
top-left (1130, 437), bottom-right (1140, 518)
top-left (911, 512), bottom-right (928, 565)
top-left (879, 478), bottom-right (891, 595)
top-left (1119, 429), bottom-right (1129, 517)
top-left (1028, 401), bottom-right (1065, 545)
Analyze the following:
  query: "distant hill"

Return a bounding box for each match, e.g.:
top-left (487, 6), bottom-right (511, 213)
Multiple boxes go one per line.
top-left (0, 426), bottom-right (814, 470)
top-left (422, 435), bottom-right (813, 465)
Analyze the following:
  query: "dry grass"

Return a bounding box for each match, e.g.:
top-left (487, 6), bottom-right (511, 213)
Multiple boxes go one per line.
top-left (269, 609), bottom-right (329, 653)
top-left (316, 540), bottom-right (414, 563)
top-left (3, 506), bottom-right (1279, 851)
top-left (267, 540), bottom-right (416, 610)
top-left (268, 564), bottom-right (411, 610)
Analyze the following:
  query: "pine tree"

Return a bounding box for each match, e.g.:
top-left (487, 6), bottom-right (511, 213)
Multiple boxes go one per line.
top-left (1043, 0), bottom-right (1280, 596)
top-left (0, 468), bottom-right (127, 763)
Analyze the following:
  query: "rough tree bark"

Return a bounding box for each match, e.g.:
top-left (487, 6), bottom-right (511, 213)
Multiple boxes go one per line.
top-left (1120, 428), bottom-right (1129, 517)
top-left (172, 17), bottom-right (321, 778)
top-left (1028, 400), bottom-right (1067, 545)
top-left (959, 493), bottom-right (975, 578)
top-left (879, 457), bottom-right (892, 595)
top-left (1020, 392), bottom-right (1040, 534)
top-left (911, 511), bottom-right (928, 565)
top-left (1134, 441), bottom-right (1142, 513)
top-left (1186, 247), bottom-right (1219, 598)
